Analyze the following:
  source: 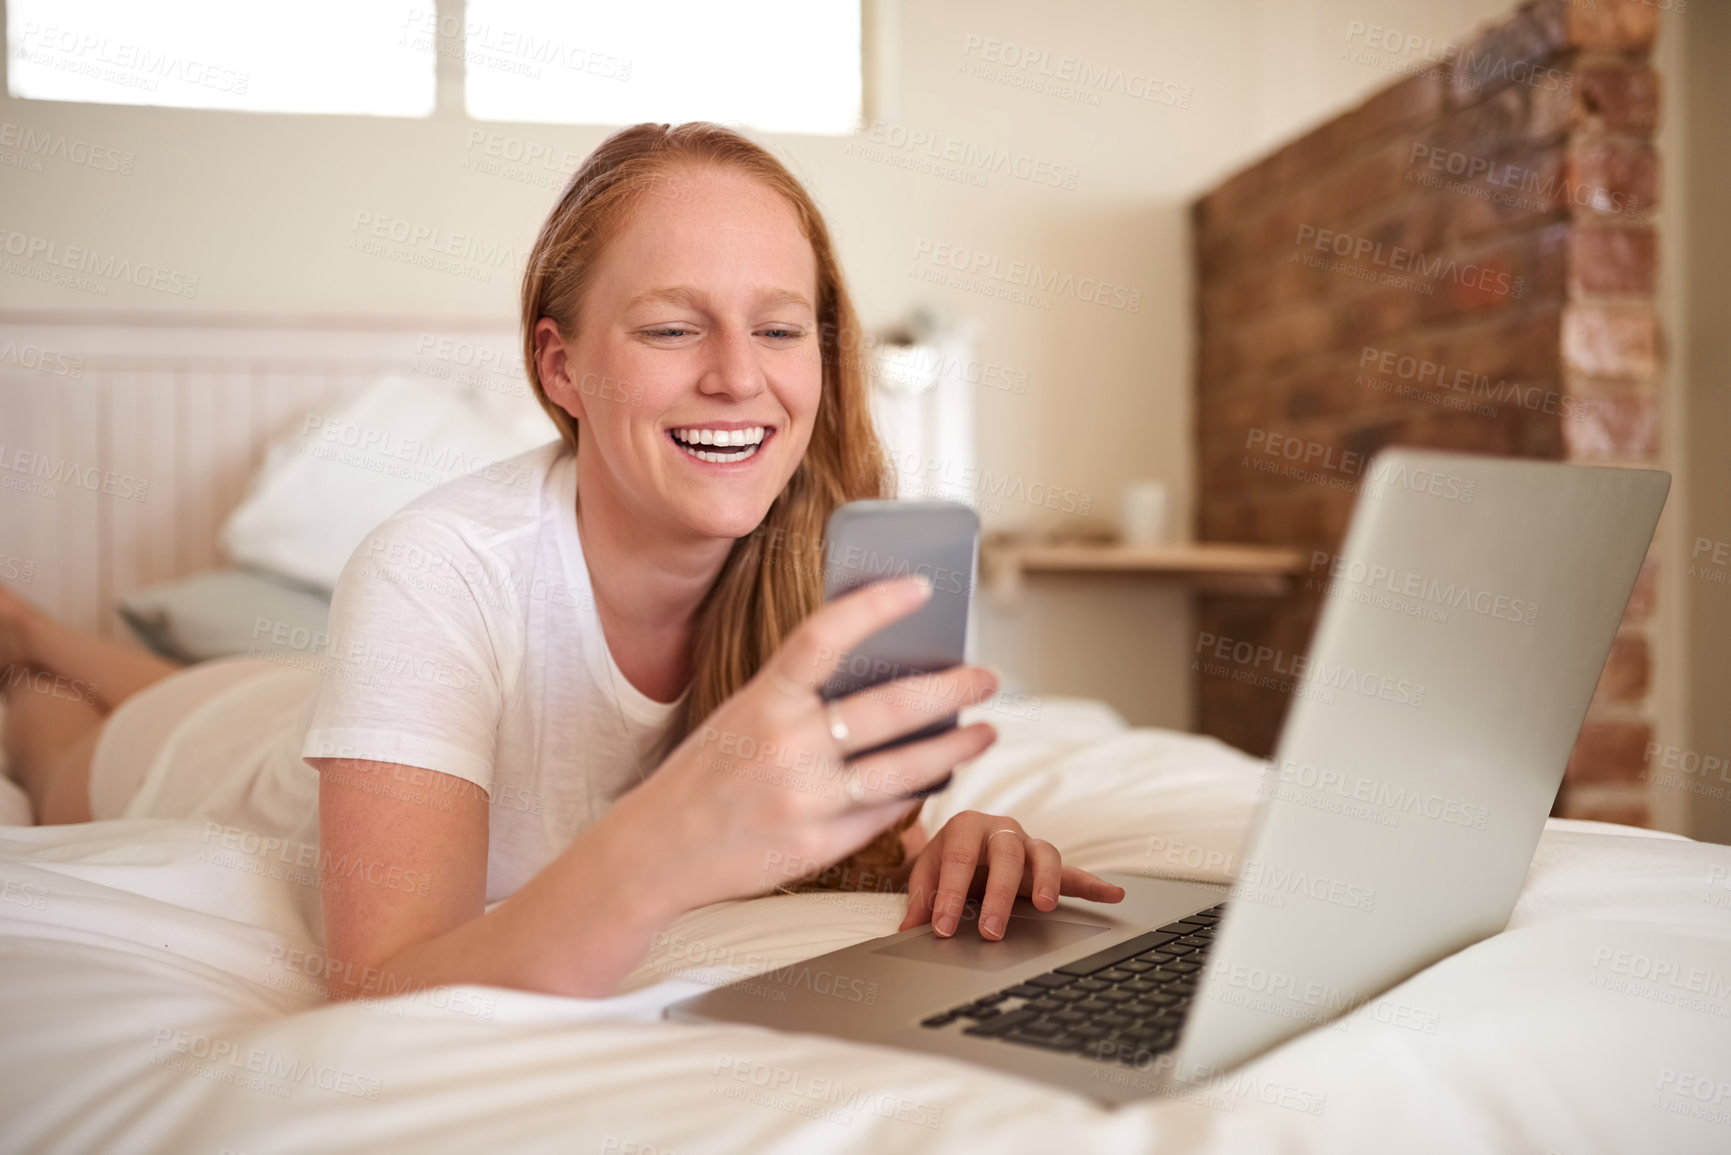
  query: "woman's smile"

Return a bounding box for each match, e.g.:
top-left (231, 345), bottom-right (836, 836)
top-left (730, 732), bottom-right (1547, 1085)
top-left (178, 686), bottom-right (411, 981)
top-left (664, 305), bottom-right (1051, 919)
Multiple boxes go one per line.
top-left (666, 420), bottom-right (777, 468)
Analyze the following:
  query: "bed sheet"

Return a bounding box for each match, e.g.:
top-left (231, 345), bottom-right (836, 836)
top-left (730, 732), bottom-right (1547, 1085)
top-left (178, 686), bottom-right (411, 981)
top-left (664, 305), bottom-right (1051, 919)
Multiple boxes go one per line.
top-left (2, 699), bottom-right (1729, 1155)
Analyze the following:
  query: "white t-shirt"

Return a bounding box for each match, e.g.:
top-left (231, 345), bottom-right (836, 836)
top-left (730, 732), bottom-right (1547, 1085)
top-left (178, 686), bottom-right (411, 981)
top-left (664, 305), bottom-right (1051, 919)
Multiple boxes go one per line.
top-left (300, 440), bottom-right (688, 903)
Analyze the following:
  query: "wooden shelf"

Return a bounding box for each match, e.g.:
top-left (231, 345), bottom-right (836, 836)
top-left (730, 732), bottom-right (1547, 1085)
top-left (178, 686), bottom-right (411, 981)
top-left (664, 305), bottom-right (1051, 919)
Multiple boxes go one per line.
top-left (981, 542), bottom-right (1307, 597)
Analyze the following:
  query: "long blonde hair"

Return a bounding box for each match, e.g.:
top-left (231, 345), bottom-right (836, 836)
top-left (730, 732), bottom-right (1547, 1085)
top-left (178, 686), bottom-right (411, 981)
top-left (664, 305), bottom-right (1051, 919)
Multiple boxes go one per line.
top-left (519, 122), bottom-right (892, 760)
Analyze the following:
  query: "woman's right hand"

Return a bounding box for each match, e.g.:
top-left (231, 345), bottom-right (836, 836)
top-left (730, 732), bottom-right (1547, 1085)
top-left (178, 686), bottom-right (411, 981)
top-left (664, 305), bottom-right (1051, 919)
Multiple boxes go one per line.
top-left (608, 575), bottom-right (1000, 914)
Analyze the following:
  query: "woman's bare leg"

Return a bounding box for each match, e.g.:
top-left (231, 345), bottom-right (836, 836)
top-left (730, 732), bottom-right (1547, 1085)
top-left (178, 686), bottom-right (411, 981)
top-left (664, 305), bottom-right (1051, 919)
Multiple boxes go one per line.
top-left (1, 583), bottom-right (182, 823)
top-left (0, 585), bottom-right (181, 713)
top-left (2, 685), bottom-right (101, 824)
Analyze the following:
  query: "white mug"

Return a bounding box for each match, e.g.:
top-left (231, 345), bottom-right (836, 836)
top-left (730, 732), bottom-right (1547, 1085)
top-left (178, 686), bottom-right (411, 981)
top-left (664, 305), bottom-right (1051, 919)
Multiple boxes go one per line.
top-left (1121, 481), bottom-right (1168, 546)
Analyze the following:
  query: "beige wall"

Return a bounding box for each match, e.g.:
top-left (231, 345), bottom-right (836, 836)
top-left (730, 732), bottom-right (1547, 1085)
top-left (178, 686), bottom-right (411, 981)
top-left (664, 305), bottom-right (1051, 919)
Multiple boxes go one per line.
top-left (0, 0), bottom-right (1531, 730)
top-left (1654, 0), bottom-right (1731, 840)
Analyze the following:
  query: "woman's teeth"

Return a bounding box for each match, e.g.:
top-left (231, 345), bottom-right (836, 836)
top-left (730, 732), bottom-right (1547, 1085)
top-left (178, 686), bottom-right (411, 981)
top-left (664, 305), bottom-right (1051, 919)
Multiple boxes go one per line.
top-left (670, 426), bottom-right (768, 464)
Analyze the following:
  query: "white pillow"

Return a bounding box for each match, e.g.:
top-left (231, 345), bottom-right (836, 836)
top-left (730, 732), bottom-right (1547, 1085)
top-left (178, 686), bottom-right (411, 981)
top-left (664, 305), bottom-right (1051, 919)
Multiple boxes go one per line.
top-left (221, 374), bottom-right (556, 591)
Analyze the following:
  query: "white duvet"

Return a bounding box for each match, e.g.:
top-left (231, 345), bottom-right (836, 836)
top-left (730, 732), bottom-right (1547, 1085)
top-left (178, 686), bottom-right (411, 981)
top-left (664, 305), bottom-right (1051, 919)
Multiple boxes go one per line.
top-left (2, 699), bottom-right (1729, 1155)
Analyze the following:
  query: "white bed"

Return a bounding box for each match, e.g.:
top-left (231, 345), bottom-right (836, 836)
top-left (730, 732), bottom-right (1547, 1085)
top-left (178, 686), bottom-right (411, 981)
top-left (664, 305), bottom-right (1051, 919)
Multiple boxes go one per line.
top-left (2, 698), bottom-right (1729, 1155)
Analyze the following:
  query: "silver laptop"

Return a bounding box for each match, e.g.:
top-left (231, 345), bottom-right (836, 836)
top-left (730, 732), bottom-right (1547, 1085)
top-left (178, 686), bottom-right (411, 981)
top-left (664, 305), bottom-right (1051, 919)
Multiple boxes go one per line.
top-left (667, 450), bottom-right (1669, 1104)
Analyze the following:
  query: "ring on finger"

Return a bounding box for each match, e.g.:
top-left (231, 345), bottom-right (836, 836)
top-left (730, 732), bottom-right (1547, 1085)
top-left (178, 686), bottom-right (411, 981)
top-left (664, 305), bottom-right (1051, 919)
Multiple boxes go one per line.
top-left (843, 766), bottom-right (867, 804)
top-left (824, 699), bottom-right (850, 747)
top-left (985, 828), bottom-right (1022, 850)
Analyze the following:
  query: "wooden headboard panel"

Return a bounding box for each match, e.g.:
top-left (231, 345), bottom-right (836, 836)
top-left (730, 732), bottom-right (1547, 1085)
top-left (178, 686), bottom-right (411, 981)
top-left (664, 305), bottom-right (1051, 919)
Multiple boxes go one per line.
top-left (0, 309), bottom-right (517, 637)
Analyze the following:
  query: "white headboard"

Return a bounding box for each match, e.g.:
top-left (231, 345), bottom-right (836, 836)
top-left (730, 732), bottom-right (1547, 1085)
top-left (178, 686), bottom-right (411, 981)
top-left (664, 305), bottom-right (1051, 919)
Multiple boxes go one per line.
top-left (0, 309), bottom-right (518, 637)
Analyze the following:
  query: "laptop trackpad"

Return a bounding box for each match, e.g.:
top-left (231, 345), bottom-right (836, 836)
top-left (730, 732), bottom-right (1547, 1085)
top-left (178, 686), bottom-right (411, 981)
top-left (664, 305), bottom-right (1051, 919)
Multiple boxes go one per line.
top-left (870, 917), bottom-right (1111, 971)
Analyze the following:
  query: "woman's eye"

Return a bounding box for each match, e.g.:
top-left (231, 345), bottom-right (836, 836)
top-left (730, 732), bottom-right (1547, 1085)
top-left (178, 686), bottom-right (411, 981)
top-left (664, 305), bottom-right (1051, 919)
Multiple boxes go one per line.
top-left (641, 325), bottom-right (802, 340)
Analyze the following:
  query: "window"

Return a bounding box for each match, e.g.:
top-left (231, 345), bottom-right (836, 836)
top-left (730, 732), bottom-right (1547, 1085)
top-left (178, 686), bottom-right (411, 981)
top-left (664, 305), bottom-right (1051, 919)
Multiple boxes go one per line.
top-left (4, 0), bottom-right (864, 133)
top-left (6, 0), bottom-right (434, 116)
top-left (462, 0), bottom-right (861, 135)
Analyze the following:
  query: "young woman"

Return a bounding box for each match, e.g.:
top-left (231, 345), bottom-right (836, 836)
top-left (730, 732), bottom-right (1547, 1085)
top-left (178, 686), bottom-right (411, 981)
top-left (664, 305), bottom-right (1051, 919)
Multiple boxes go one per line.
top-left (0, 122), bottom-right (1122, 1001)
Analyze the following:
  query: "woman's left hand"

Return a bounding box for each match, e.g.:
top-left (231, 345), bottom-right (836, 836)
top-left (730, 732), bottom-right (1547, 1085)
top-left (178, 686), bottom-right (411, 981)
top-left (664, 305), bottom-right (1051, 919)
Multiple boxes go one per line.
top-left (896, 811), bottom-right (1125, 940)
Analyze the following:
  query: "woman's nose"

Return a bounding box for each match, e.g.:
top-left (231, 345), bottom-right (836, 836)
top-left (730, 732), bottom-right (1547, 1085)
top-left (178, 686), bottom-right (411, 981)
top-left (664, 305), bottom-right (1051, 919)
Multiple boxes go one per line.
top-left (697, 326), bottom-right (767, 399)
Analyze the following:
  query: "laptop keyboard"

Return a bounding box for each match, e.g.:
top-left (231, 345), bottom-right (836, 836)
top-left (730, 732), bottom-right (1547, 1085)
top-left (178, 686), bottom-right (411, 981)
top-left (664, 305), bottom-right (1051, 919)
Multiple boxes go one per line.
top-left (917, 904), bottom-right (1225, 1066)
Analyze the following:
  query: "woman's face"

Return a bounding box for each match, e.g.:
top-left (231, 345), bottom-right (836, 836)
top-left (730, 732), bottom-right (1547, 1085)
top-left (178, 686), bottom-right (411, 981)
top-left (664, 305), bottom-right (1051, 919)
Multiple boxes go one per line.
top-left (542, 165), bottom-right (823, 544)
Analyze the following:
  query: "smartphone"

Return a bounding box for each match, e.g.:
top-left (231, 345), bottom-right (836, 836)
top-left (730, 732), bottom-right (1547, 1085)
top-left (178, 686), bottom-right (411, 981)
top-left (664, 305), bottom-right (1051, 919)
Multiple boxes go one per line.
top-left (818, 500), bottom-right (980, 796)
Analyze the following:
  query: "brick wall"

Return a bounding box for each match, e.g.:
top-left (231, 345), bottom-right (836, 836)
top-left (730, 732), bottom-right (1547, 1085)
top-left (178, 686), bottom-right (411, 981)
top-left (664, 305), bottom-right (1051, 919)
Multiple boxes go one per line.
top-left (1192, 0), bottom-right (1660, 824)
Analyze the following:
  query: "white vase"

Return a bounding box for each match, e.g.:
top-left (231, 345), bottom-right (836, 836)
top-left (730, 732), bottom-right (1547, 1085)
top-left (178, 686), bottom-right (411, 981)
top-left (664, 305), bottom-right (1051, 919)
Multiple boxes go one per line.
top-left (1120, 481), bottom-right (1168, 546)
